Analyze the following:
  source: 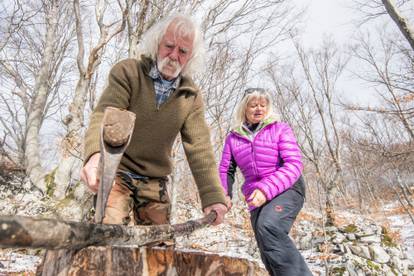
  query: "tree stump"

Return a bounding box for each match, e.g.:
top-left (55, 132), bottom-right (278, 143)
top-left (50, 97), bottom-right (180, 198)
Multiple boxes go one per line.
top-left (37, 247), bottom-right (267, 276)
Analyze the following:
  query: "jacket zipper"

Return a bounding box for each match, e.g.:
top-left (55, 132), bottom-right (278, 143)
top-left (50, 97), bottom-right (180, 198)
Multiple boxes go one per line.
top-left (232, 131), bottom-right (262, 178)
top-left (232, 123), bottom-right (276, 178)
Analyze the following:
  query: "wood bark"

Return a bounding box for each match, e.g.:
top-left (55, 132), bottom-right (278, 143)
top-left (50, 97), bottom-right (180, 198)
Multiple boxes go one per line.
top-left (0, 213), bottom-right (215, 250)
top-left (37, 247), bottom-right (267, 276)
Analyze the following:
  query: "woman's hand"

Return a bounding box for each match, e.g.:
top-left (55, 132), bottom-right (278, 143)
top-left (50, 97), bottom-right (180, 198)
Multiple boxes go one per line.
top-left (247, 189), bottom-right (266, 208)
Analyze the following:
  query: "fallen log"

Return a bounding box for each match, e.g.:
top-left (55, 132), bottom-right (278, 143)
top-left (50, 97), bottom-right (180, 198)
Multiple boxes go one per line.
top-left (0, 212), bottom-right (215, 250)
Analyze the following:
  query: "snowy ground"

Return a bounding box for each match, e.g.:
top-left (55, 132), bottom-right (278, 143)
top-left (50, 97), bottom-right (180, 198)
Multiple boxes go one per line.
top-left (0, 250), bottom-right (41, 275)
top-left (383, 203), bottom-right (414, 263)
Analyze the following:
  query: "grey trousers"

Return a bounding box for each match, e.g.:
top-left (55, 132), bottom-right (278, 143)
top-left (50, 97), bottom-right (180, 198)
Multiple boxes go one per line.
top-left (250, 187), bottom-right (312, 276)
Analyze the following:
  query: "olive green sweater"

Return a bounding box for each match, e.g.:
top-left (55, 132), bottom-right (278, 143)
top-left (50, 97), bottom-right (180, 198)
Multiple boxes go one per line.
top-left (84, 56), bottom-right (225, 209)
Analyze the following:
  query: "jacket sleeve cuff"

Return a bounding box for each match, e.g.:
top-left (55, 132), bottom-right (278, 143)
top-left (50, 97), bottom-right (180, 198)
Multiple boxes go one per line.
top-left (83, 142), bottom-right (100, 165)
top-left (252, 181), bottom-right (278, 201)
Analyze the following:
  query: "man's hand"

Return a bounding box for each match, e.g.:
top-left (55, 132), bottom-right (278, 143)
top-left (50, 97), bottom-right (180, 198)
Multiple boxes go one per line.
top-left (203, 203), bottom-right (228, 226)
top-left (80, 153), bottom-right (101, 193)
top-left (247, 189), bottom-right (266, 208)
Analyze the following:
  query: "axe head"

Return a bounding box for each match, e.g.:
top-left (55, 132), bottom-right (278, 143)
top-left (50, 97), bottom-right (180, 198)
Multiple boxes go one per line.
top-left (95, 107), bottom-right (136, 224)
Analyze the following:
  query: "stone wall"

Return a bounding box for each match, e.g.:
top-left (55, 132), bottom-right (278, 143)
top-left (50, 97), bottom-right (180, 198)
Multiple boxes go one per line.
top-left (296, 219), bottom-right (414, 275)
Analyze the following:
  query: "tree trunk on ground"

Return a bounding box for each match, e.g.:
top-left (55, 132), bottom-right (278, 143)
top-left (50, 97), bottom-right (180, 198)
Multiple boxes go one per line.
top-left (38, 247), bottom-right (267, 276)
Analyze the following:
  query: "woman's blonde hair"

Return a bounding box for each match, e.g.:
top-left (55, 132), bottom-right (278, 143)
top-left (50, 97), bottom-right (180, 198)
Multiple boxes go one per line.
top-left (232, 88), bottom-right (278, 129)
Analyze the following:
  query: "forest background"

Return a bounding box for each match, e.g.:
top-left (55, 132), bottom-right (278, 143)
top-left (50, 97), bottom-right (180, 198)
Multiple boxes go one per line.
top-left (0, 0), bottom-right (413, 274)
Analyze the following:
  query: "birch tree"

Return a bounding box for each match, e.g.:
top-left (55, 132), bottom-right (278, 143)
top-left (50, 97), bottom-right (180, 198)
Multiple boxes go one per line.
top-left (53, 0), bottom-right (128, 199)
top-left (0, 0), bottom-right (75, 193)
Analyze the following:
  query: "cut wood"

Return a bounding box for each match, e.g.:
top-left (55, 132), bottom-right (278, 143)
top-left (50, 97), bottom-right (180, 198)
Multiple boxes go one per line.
top-left (37, 247), bottom-right (267, 276)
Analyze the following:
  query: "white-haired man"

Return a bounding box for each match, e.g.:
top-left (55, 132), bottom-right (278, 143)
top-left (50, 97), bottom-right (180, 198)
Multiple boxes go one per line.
top-left (81, 14), bottom-right (228, 226)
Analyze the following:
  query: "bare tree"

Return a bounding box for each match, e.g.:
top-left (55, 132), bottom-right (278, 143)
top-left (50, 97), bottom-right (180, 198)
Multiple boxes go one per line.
top-left (348, 33), bottom-right (414, 140)
top-left (53, 0), bottom-right (128, 200)
top-left (266, 38), bottom-right (349, 226)
top-left (352, 0), bottom-right (414, 51)
top-left (0, 0), bottom-right (75, 193)
top-left (382, 0), bottom-right (414, 50)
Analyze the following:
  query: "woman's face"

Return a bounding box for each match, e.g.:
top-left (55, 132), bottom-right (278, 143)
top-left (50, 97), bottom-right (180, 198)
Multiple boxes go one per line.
top-left (245, 96), bottom-right (268, 124)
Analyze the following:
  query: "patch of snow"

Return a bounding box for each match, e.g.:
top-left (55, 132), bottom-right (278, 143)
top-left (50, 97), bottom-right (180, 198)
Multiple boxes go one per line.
top-left (387, 214), bottom-right (414, 263)
top-left (0, 251), bottom-right (42, 274)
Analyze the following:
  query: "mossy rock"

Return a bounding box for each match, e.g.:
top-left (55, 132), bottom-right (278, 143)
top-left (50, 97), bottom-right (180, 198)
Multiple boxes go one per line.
top-left (343, 224), bottom-right (358, 233)
top-left (366, 260), bottom-right (380, 271)
top-left (331, 266), bottom-right (346, 275)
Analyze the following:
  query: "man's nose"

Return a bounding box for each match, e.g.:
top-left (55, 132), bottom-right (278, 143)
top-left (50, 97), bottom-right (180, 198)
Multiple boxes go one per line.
top-left (169, 47), bottom-right (179, 60)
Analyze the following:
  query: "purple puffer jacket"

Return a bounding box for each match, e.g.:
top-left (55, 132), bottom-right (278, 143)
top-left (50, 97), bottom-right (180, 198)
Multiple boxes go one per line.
top-left (219, 121), bottom-right (303, 209)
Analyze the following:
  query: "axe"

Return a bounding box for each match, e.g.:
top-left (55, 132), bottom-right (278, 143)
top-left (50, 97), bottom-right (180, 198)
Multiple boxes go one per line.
top-left (94, 107), bottom-right (136, 224)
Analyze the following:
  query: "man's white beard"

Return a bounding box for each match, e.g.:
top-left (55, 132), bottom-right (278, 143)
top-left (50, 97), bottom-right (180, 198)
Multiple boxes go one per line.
top-left (157, 57), bottom-right (182, 79)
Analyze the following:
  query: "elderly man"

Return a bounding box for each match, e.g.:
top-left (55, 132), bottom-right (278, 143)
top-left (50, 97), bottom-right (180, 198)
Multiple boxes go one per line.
top-left (80, 14), bottom-right (227, 226)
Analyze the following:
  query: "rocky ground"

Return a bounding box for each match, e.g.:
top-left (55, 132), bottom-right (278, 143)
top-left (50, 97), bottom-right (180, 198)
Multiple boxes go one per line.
top-left (0, 174), bottom-right (413, 275)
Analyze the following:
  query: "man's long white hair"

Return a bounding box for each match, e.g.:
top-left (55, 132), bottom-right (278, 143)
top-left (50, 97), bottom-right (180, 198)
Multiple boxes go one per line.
top-left (137, 13), bottom-right (206, 77)
top-left (232, 88), bottom-right (279, 129)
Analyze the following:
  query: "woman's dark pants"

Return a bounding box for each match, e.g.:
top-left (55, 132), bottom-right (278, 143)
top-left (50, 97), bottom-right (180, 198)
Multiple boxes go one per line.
top-left (250, 188), bottom-right (312, 276)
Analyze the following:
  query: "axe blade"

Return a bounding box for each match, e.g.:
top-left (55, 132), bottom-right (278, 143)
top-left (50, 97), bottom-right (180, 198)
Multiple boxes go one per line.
top-left (95, 107), bottom-right (136, 224)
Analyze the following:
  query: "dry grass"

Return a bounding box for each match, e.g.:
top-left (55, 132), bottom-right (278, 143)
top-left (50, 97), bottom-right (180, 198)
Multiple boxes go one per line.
top-left (383, 205), bottom-right (414, 216)
top-left (296, 210), bottom-right (323, 225)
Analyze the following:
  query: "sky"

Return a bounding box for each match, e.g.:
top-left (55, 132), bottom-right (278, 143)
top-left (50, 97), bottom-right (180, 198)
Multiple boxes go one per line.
top-left (298, 0), bottom-right (357, 48)
top-left (293, 0), bottom-right (380, 105)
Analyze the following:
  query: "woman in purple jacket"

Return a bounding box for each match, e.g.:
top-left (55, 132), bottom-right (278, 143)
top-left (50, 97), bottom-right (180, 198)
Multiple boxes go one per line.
top-left (219, 88), bottom-right (312, 275)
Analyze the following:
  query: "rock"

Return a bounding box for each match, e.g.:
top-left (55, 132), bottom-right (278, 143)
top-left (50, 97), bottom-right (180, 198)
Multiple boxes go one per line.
top-left (325, 226), bottom-right (338, 233)
top-left (332, 232), bottom-right (346, 244)
top-left (390, 256), bottom-right (406, 274)
top-left (380, 263), bottom-right (395, 276)
top-left (349, 245), bottom-right (371, 260)
top-left (346, 233), bottom-right (356, 241)
top-left (298, 233), bottom-right (313, 250)
top-left (387, 247), bottom-right (403, 259)
top-left (355, 227), bottom-right (375, 238)
top-left (369, 245), bottom-right (390, 264)
top-left (359, 235), bottom-right (381, 244)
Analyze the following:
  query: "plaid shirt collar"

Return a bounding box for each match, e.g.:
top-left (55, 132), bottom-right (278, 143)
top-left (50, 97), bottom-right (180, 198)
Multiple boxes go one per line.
top-left (148, 64), bottom-right (181, 108)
